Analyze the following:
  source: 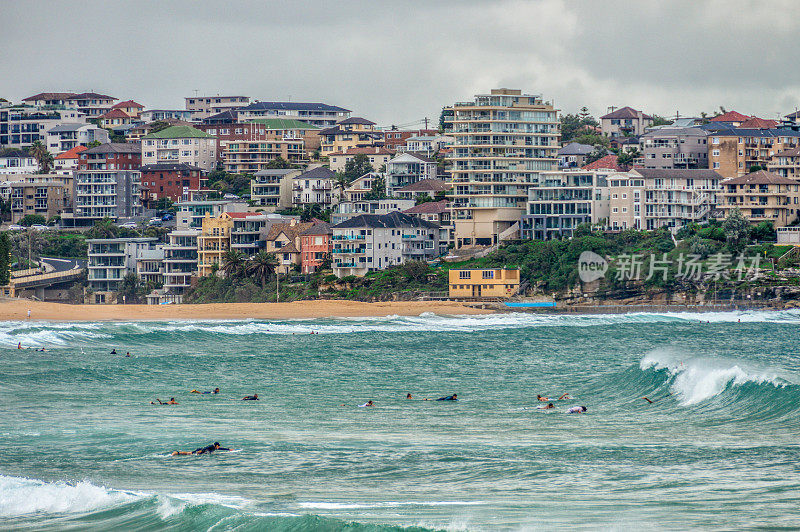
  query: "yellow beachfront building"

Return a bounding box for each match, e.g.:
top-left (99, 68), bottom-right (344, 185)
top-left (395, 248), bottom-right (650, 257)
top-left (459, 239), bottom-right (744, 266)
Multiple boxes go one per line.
top-left (197, 213), bottom-right (234, 276)
top-left (448, 268), bottom-right (520, 298)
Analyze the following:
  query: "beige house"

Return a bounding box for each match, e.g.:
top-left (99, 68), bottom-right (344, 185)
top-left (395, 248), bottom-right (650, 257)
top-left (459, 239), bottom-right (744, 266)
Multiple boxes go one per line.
top-left (599, 106), bottom-right (653, 137)
top-left (142, 125), bottom-right (217, 171)
top-left (9, 177), bottom-right (71, 223)
top-left (768, 147), bottom-right (800, 181)
top-left (328, 147), bottom-right (395, 172)
top-left (709, 130), bottom-right (800, 178)
top-left (607, 169), bottom-right (721, 231)
top-left (319, 117), bottom-right (382, 156)
top-left (197, 213), bottom-right (234, 276)
top-left (185, 95), bottom-right (250, 120)
top-left (265, 220), bottom-right (315, 274)
top-left (717, 170), bottom-right (800, 227)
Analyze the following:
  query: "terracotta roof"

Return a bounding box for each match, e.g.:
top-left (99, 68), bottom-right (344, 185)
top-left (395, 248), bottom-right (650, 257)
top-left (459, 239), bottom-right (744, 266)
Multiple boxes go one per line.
top-left (709, 111), bottom-right (751, 122)
top-left (22, 92), bottom-right (76, 101)
top-left (54, 145), bottom-right (88, 160)
top-left (600, 106), bottom-right (652, 120)
top-left (266, 221), bottom-right (315, 242)
top-left (397, 179), bottom-right (450, 192)
top-left (581, 155), bottom-right (625, 171)
top-left (328, 147), bottom-right (395, 157)
top-left (98, 108), bottom-right (131, 119)
top-left (723, 170), bottom-right (797, 186)
top-left (227, 212), bottom-right (265, 219)
top-left (403, 199), bottom-right (449, 214)
top-left (737, 117), bottom-right (778, 129)
top-left (112, 100), bottom-right (144, 109)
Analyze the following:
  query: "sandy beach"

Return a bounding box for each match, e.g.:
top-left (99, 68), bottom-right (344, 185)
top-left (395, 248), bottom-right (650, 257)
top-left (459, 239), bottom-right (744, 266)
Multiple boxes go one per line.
top-left (0, 299), bottom-right (493, 322)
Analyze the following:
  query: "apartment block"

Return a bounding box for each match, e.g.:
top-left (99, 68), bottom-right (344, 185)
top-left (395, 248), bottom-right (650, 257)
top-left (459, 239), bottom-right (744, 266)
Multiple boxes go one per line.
top-left (319, 117), bottom-right (383, 156)
top-left (328, 147), bottom-right (394, 172)
top-left (86, 237), bottom-right (159, 300)
top-left (292, 166), bottom-right (340, 207)
top-left (708, 129), bottom-right (800, 178)
top-left (717, 170), bottom-right (800, 227)
top-left (69, 143), bottom-right (142, 224)
top-left (140, 109), bottom-right (194, 122)
top-left (53, 146), bottom-right (87, 175)
top-left (330, 212), bottom-right (440, 278)
top-left (640, 127), bottom-right (710, 170)
top-left (382, 128), bottom-right (439, 150)
top-left (0, 151), bottom-right (38, 175)
top-left (163, 229), bottom-right (200, 298)
top-left (395, 178), bottom-right (450, 201)
top-left (768, 147), bottom-right (800, 180)
top-left (447, 88), bottom-right (560, 247)
top-left (235, 101), bottom-right (350, 128)
top-left (521, 171), bottom-right (610, 240)
top-left (9, 179), bottom-right (68, 223)
top-left (330, 198), bottom-right (415, 225)
top-left (197, 118), bottom-right (319, 165)
top-left (607, 169), bottom-right (721, 231)
top-left (175, 199), bottom-right (248, 229)
top-left (197, 213), bottom-right (234, 276)
top-left (140, 163), bottom-right (205, 205)
top-left (185, 95), bottom-right (250, 120)
top-left (403, 199), bottom-right (453, 253)
top-left (0, 105), bottom-right (85, 150)
top-left (251, 168), bottom-right (301, 211)
top-left (402, 135), bottom-right (452, 156)
top-left (448, 268), bottom-right (520, 299)
top-left (46, 123), bottom-right (109, 153)
top-left (142, 125), bottom-right (217, 171)
top-left (223, 138), bottom-right (305, 173)
top-left (600, 106), bottom-right (653, 137)
top-left (386, 152), bottom-right (439, 196)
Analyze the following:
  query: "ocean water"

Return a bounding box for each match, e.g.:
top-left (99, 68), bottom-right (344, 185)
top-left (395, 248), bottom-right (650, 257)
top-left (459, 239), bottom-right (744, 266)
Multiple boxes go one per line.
top-left (1, 310), bottom-right (799, 531)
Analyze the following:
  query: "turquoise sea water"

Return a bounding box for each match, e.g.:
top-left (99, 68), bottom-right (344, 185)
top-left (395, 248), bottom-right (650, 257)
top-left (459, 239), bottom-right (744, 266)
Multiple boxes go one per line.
top-left (1, 310), bottom-right (799, 531)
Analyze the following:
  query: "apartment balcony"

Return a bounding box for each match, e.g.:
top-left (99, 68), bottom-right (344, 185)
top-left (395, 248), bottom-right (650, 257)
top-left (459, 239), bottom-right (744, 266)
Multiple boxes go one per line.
top-left (332, 234), bottom-right (365, 241)
top-left (402, 233), bottom-right (423, 240)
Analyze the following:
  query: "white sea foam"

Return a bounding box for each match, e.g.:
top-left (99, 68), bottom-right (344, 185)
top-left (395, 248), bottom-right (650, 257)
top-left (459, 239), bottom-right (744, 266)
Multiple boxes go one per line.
top-left (640, 348), bottom-right (794, 405)
top-left (298, 500), bottom-right (486, 510)
top-left (1, 309), bottom-right (798, 346)
top-left (0, 475), bottom-right (138, 517)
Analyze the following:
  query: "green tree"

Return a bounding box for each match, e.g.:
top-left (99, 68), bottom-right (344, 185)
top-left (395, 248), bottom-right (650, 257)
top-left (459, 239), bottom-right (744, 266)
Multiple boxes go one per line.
top-left (363, 175), bottom-right (388, 200)
top-left (19, 214), bottom-right (46, 227)
top-left (722, 208), bottom-right (750, 253)
top-left (342, 154), bottom-right (374, 181)
top-left (573, 133), bottom-right (609, 148)
top-left (585, 145), bottom-right (608, 165)
top-left (265, 157), bottom-right (298, 169)
top-left (617, 149), bottom-right (641, 169)
top-left (149, 121), bottom-right (171, 133)
top-left (650, 114), bottom-right (673, 127)
top-left (86, 140), bottom-right (101, 149)
top-left (221, 249), bottom-right (246, 278)
top-left (748, 165), bottom-right (763, 173)
top-left (750, 221), bottom-right (776, 242)
top-left (11, 228), bottom-right (45, 266)
top-left (560, 108), bottom-right (599, 143)
top-left (119, 272), bottom-right (141, 303)
top-left (87, 217), bottom-right (118, 239)
top-left (0, 232), bottom-right (10, 285)
top-left (246, 250), bottom-right (278, 288)
top-left (317, 252), bottom-right (332, 271)
top-left (29, 140), bottom-right (53, 174)
top-left (439, 107), bottom-right (453, 133)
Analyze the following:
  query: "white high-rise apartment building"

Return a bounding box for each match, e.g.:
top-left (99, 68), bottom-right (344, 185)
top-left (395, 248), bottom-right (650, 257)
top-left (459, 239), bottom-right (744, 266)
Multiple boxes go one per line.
top-left (447, 88), bottom-right (559, 247)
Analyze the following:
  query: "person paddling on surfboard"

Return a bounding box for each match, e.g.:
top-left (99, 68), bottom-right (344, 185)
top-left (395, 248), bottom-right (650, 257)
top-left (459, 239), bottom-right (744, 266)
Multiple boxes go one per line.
top-left (172, 442), bottom-right (232, 456)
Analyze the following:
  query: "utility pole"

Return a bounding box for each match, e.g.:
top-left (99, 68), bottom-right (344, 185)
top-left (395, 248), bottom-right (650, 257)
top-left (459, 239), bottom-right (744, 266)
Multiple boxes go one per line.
top-left (424, 117), bottom-right (429, 129)
top-left (276, 271), bottom-right (279, 302)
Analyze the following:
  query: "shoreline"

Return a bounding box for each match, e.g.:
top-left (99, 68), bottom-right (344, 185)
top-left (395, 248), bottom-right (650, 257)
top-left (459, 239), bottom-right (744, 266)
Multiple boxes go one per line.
top-left (0, 299), bottom-right (494, 322)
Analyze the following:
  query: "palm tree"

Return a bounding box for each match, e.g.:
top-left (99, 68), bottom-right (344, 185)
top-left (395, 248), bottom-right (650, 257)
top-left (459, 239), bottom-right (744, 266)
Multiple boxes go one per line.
top-left (120, 272), bottom-right (140, 303)
top-left (88, 217), bottom-right (118, 239)
top-left (247, 250), bottom-right (278, 288)
top-left (29, 140), bottom-right (53, 174)
top-left (221, 249), bottom-right (245, 279)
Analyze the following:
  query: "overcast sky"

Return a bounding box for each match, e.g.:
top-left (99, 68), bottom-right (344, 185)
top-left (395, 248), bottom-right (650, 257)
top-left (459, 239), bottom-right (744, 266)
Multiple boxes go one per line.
top-left (2, 0), bottom-right (799, 126)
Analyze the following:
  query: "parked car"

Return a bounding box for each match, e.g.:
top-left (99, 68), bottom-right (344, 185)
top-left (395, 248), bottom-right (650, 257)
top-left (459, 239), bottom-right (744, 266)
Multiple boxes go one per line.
top-left (30, 224), bottom-right (49, 231)
top-left (161, 213), bottom-right (174, 221)
top-left (148, 218), bottom-right (163, 227)
top-left (119, 221), bottom-right (139, 229)
top-left (6, 224), bottom-right (23, 231)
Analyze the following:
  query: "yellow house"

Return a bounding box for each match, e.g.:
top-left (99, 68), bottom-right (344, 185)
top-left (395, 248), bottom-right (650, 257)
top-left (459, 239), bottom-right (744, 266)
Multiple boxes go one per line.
top-left (319, 117), bottom-right (382, 155)
top-left (198, 213), bottom-right (234, 276)
top-left (448, 269), bottom-right (520, 298)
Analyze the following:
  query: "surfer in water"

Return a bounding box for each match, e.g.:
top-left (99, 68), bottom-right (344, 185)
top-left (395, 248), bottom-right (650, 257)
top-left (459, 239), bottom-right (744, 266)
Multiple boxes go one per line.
top-left (171, 442), bottom-right (232, 456)
top-left (538, 393), bottom-right (571, 401)
top-left (436, 394), bottom-right (457, 401)
top-left (537, 402), bottom-right (555, 410)
top-left (358, 400), bottom-right (374, 407)
top-left (191, 388), bottom-right (220, 394)
top-left (567, 406), bottom-right (587, 414)
top-left (643, 393), bottom-right (672, 404)
top-left (151, 398), bottom-right (178, 405)
top-left (242, 394), bottom-right (258, 400)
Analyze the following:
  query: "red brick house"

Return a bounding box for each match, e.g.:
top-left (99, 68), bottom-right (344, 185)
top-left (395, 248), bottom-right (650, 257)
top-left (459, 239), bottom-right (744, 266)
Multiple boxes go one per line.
top-left (78, 143), bottom-right (141, 170)
top-left (140, 162), bottom-right (205, 205)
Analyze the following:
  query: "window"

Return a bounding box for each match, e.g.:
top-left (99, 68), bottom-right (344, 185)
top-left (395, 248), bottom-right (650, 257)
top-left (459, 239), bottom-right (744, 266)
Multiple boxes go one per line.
top-left (482, 270), bottom-right (494, 279)
top-left (612, 207), bottom-right (618, 213)
top-left (713, 137), bottom-right (719, 144)
top-left (712, 149), bottom-right (720, 156)
top-left (459, 271), bottom-right (470, 279)
top-left (612, 193), bottom-right (618, 199)
top-left (713, 162), bottom-right (720, 169)
top-left (622, 193), bottom-right (627, 199)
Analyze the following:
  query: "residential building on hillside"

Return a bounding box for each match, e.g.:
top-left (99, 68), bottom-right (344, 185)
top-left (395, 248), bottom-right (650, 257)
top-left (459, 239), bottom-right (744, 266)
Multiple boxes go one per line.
top-left (402, 135), bottom-right (452, 155)
top-left (319, 117), bottom-right (383, 155)
top-left (97, 109), bottom-right (134, 128)
top-left (197, 212), bottom-right (234, 276)
top-left (223, 138), bottom-right (305, 172)
top-left (175, 199), bottom-right (248, 229)
top-left (403, 199), bottom-right (453, 252)
top-left (331, 198), bottom-right (415, 225)
top-left (235, 101), bottom-right (350, 127)
top-left (708, 129), bottom-right (800, 178)
top-left (448, 268), bottom-right (520, 299)
top-left (0, 105), bottom-right (85, 150)
top-left (557, 142), bottom-right (594, 169)
top-left (46, 123), bottom-right (108, 153)
top-left (447, 88), bottom-right (560, 247)
top-left (229, 212), bottom-right (273, 257)
top-left (395, 178), bottom-right (450, 201)
top-left (581, 154), bottom-right (627, 172)
top-left (86, 238), bottom-right (158, 302)
top-left (265, 220), bottom-right (314, 274)
top-left (251, 168), bottom-right (302, 211)
top-left (382, 128), bottom-right (439, 150)
top-left (341, 173), bottom-right (377, 202)
top-left (53, 146), bottom-right (87, 175)
top-left (111, 100), bottom-right (144, 118)
top-left (600, 107), bottom-right (653, 137)
top-left (521, 171), bottom-right (610, 240)
top-left (784, 110), bottom-right (800, 127)
top-left (185, 95), bottom-right (250, 120)
top-left (0, 150), bottom-right (37, 174)
top-left (68, 143), bottom-right (142, 224)
top-left (768, 147), bottom-right (800, 180)
top-left (607, 168), bottom-right (721, 231)
top-left (162, 229), bottom-right (200, 299)
top-left (140, 109), bottom-right (194, 122)
top-left (140, 163), bottom-right (205, 205)
top-left (300, 222), bottom-right (333, 273)
top-left (717, 170), bottom-right (800, 227)
top-left (20, 92), bottom-right (78, 108)
top-left (20, 92), bottom-right (118, 118)
top-left (640, 127), bottom-right (710, 170)
top-left (135, 246), bottom-right (165, 288)
top-left (330, 212), bottom-right (440, 278)
top-left (127, 119), bottom-right (194, 141)
top-left (328, 147), bottom-right (394, 172)
top-left (142, 125), bottom-right (216, 171)
top-left (292, 166), bottom-right (340, 207)
top-left (9, 178), bottom-right (70, 223)
top-left (198, 118), bottom-right (319, 165)
top-left (385, 152), bottom-right (438, 195)
top-left (709, 111), bottom-right (751, 127)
